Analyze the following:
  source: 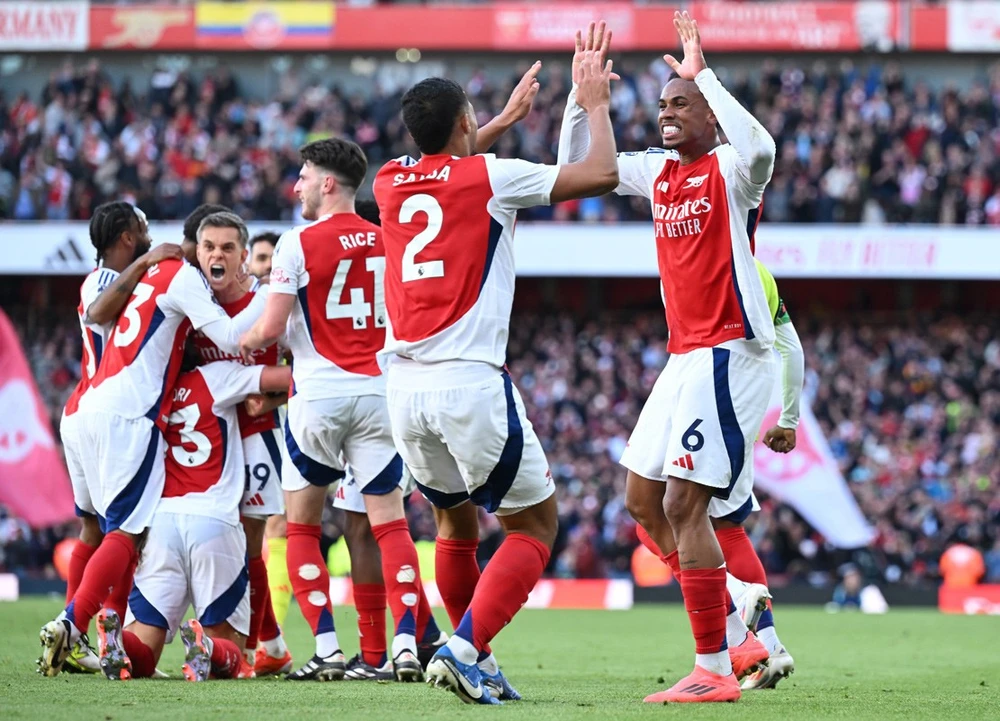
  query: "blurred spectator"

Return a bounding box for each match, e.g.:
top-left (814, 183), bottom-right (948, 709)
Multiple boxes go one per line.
top-left (3, 56), bottom-right (998, 224)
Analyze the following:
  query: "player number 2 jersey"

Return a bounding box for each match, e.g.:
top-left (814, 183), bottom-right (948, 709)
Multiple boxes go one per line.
top-left (64, 267), bottom-right (120, 417)
top-left (269, 212), bottom-right (386, 399)
top-left (158, 362), bottom-right (264, 525)
top-left (374, 153), bottom-right (558, 368)
top-left (615, 145), bottom-right (774, 355)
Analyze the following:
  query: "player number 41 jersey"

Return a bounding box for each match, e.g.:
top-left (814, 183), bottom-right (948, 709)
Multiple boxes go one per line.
top-left (616, 145), bottom-right (774, 355)
top-left (374, 153), bottom-right (559, 368)
top-left (269, 212), bottom-right (387, 399)
top-left (158, 362), bottom-right (265, 525)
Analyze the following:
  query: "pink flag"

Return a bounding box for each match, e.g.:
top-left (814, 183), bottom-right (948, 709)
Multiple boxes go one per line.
top-left (754, 391), bottom-right (875, 549)
top-left (0, 308), bottom-right (76, 527)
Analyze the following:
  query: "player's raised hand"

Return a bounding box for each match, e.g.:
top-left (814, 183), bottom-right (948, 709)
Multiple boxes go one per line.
top-left (572, 21), bottom-right (614, 86)
top-left (763, 426), bottom-right (797, 454)
top-left (663, 10), bottom-right (707, 81)
top-left (143, 242), bottom-right (184, 267)
top-left (499, 61), bottom-right (542, 126)
top-left (574, 48), bottom-right (617, 113)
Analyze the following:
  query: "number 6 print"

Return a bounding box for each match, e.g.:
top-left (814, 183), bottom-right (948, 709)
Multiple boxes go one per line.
top-left (682, 419), bottom-right (705, 453)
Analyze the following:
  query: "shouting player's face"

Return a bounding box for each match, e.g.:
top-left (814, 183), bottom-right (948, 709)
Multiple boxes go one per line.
top-left (295, 161), bottom-right (326, 221)
top-left (658, 78), bottom-right (716, 152)
top-left (197, 226), bottom-right (248, 293)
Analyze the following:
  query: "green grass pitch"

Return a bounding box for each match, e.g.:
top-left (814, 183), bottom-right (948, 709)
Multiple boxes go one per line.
top-left (1, 598), bottom-right (996, 720)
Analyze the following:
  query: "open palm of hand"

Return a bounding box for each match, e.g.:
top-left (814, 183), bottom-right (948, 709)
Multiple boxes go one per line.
top-left (663, 11), bottom-right (707, 81)
top-left (573, 21), bottom-right (613, 86)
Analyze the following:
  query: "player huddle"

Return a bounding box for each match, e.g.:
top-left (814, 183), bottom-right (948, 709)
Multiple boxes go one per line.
top-left (38, 13), bottom-right (805, 705)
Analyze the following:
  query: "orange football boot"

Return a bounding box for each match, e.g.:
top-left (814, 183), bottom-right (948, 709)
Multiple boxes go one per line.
top-left (729, 633), bottom-right (770, 679)
top-left (644, 665), bottom-right (741, 703)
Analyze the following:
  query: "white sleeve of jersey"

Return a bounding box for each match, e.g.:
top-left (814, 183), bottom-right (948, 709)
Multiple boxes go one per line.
top-left (199, 361), bottom-right (265, 410)
top-left (269, 230), bottom-right (304, 296)
top-left (163, 262), bottom-right (229, 330)
top-left (80, 268), bottom-right (121, 316)
top-left (614, 150), bottom-right (669, 199)
top-left (485, 155), bottom-right (560, 210)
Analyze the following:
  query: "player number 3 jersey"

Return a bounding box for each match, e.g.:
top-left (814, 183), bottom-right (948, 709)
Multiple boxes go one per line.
top-left (374, 153), bottom-right (558, 368)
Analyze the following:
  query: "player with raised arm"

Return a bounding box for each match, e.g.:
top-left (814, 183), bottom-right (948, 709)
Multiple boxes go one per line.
top-left (94, 351), bottom-right (292, 681)
top-left (58, 202), bottom-right (182, 674)
top-left (240, 138), bottom-right (428, 683)
top-left (558, 14), bottom-right (777, 703)
top-left (373, 46), bottom-right (618, 705)
top-left (37, 213), bottom-right (267, 678)
top-left (187, 212), bottom-right (293, 674)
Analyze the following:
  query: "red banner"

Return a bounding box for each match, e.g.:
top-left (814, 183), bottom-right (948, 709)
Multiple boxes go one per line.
top-left (89, 5), bottom-right (194, 50)
top-left (939, 585), bottom-right (1000, 615)
top-left (689, 1), bottom-right (899, 51)
top-left (0, 309), bottom-right (75, 528)
top-left (494, 3), bottom-right (637, 49)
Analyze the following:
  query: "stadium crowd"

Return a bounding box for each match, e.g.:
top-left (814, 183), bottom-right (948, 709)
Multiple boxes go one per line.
top-left (4, 306), bottom-right (999, 587)
top-left (2, 56), bottom-right (999, 225)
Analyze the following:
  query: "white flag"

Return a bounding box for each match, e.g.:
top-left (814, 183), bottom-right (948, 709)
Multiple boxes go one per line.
top-left (753, 392), bottom-right (875, 549)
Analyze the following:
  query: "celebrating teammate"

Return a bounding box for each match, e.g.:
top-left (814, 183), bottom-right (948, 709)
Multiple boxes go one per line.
top-left (373, 48), bottom-right (618, 704)
top-left (58, 202), bottom-right (182, 673)
top-left (96, 354), bottom-right (292, 681)
top-left (38, 210), bottom-right (268, 678)
top-left (241, 138), bottom-right (427, 682)
top-left (559, 14), bottom-right (778, 703)
top-left (188, 212), bottom-right (293, 673)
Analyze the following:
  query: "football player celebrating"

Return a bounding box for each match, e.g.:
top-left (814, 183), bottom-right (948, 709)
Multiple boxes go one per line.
top-left (95, 353), bottom-right (292, 681)
top-left (373, 50), bottom-right (618, 704)
top-left (188, 212), bottom-right (293, 674)
top-left (241, 138), bottom-right (428, 682)
top-left (38, 210), bottom-right (268, 678)
top-left (59, 202), bottom-right (182, 674)
top-left (559, 15), bottom-right (777, 703)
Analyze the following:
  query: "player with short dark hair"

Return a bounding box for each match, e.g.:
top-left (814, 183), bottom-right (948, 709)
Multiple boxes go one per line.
top-left (57, 202), bottom-right (182, 674)
top-left (374, 38), bottom-right (619, 705)
top-left (240, 137), bottom-right (429, 683)
top-left (248, 232), bottom-right (279, 281)
top-left (559, 14), bottom-right (777, 703)
top-left (182, 203), bottom-right (229, 264)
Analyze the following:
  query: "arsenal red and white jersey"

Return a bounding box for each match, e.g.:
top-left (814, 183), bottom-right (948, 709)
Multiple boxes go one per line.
top-left (158, 362), bottom-right (264, 525)
top-left (269, 213), bottom-right (385, 399)
top-left (191, 279), bottom-right (278, 438)
top-left (615, 145), bottom-right (774, 355)
top-left (79, 259), bottom-right (235, 428)
top-left (374, 153), bottom-right (558, 367)
top-left (64, 267), bottom-right (120, 418)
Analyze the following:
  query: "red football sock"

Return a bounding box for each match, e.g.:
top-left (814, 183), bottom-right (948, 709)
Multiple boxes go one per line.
top-left (435, 537), bottom-right (492, 655)
top-left (66, 540), bottom-right (98, 603)
top-left (209, 636), bottom-right (243, 678)
top-left (286, 522), bottom-right (335, 638)
top-left (106, 552), bottom-right (138, 622)
top-left (247, 556), bottom-right (270, 651)
top-left (415, 585), bottom-right (442, 645)
top-left (636, 525), bottom-right (683, 577)
top-left (354, 583), bottom-right (387, 666)
top-left (65, 532), bottom-right (134, 635)
top-left (122, 631), bottom-right (156, 679)
top-left (716, 527), bottom-right (768, 586)
top-left (678, 567), bottom-right (728, 654)
top-left (663, 549), bottom-right (682, 578)
top-left (371, 519), bottom-right (422, 644)
top-left (258, 585), bottom-right (280, 644)
top-left (454, 533), bottom-right (549, 651)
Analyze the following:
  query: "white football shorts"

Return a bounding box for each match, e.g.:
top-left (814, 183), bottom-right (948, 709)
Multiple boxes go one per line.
top-left (60, 411), bottom-right (95, 518)
top-left (333, 465), bottom-right (416, 514)
top-left (386, 361), bottom-right (554, 516)
top-left (240, 428), bottom-right (285, 518)
top-left (620, 345), bottom-right (774, 522)
top-left (75, 410), bottom-right (166, 534)
top-left (126, 511), bottom-right (249, 642)
top-left (282, 394), bottom-right (402, 495)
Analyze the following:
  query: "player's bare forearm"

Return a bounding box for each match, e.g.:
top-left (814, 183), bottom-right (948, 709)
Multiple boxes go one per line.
top-left (84, 260), bottom-right (148, 325)
top-left (476, 61), bottom-right (542, 154)
top-left (475, 117), bottom-right (512, 155)
top-left (551, 107), bottom-right (618, 203)
top-left (258, 367), bottom-right (292, 395)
